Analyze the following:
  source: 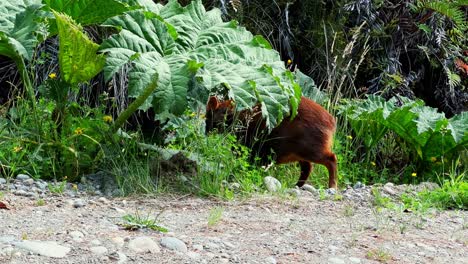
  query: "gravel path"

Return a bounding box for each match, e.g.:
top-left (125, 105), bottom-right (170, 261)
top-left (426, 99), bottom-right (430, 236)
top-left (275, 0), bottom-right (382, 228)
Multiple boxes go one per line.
top-left (0, 176), bottom-right (467, 264)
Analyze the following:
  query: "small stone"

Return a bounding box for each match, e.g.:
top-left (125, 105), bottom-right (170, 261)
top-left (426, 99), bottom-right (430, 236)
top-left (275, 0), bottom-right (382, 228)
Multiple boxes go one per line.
top-left (160, 237), bottom-right (187, 253)
top-left (328, 257), bottom-right (346, 264)
top-left (128, 237), bottom-right (160, 253)
top-left (35, 181), bottom-right (47, 190)
top-left (90, 239), bottom-right (101, 246)
top-left (69, 231), bottom-right (84, 242)
top-left (383, 186), bottom-right (396, 196)
top-left (223, 241), bottom-right (235, 249)
top-left (286, 188), bottom-right (300, 197)
top-left (301, 184), bottom-right (318, 194)
top-left (16, 174), bottom-right (30, 181)
top-left (349, 257), bottom-right (362, 263)
top-left (265, 256), bottom-right (277, 264)
top-left (23, 179), bottom-right (35, 186)
top-left (187, 251), bottom-right (201, 259)
top-left (263, 176), bottom-right (281, 192)
top-left (13, 190), bottom-right (36, 197)
top-left (13, 240), bottom-right (70, 258)
top-left (326, 188), bottom-right (337, 195)
top-left (0, 178), bottom-right (6, 185)
top-left (192, 244), bottom-right (203, 251)
top-left (98, 197), bottom-right (109, 204)
top-left (111, 207), bottom-right (126, 214)
top-left (109, 251), bottom-right (127, 263)
top-left (110, 237), bottom-right (125, 248)
top-left (353, 182), bottom-right (365, 189)
top-left (90, 246), bottom-right (108, 255)
top-left (73, 199), bottom-right (86, 208)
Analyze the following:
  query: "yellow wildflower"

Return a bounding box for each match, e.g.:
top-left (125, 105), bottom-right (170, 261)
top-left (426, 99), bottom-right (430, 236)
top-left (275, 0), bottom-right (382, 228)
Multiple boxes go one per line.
top-left (48, 73), bottom-right (57, 79)
top-left (411, 172), bottom-right (417, 177)
top-left (103, 115), bottom-right (113, 123)
top-left (74, 127), bottom-right (84, 135)
top-left (287, 59), bottom-right (292, 65)
top-left (430, 157), bottom-right (437, 162)
top-left (72, 184), bottom-right (78, 191)
top-left (13, 146), bottom-right (23, 153)
top-left (370, 161), bottom-right (376, 166)
top-left (346, 135), bottom-right (353, 140)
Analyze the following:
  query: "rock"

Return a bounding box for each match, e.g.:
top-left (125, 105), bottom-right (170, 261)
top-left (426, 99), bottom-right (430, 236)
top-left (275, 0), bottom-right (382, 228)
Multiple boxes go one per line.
top-left (160, 237), bottom-right (187, 253)
top-left (90, 239), bottom-right (101, 246)
top-left (326, 188), bottom-right (337, 195)
top-left (0, 236), bottom-right (16, 245)
top-left (90, 246), bottom-right (108, 255)
top-left (192, 244), bottom-right (203, 251)
top-left (286, 188), bottom-right (301, 197)
top-left (69, 231), bottom-right (84, 242)
top-left (23, 179), bottom-right (35, 186)
top-left (0, 178), bottom-right (6, 185)
top-left (383, 186), bottom-right (396, 196)
top-left (265, 256), bottom-right (277, 264)
top-left (111, 207), bottom-right (126, 214)
top-left (223, 241), bottom-right (235, 249)
top-left (35, 180), bottom-right (48, 190)
top-left (98, 197), bottom-right (109, 204)
top-left (109, 251), bottom-right (127, 263)
top-left (349, 257), bottom-right (362, 263)
top-left (301, 184), bottom-right (318, 194)
top-left (263, 176), bottom-right (281, 192)
top-left (13, 240), bottom-right (70, 258)
top-left (110, 237), bottom-right (125, 248)
top-left (328, 257), bottom-right (346, 264)
top-left (73, 199), bottom-right (86, 208)
top-left (16, 174), bottom-right (30, 181)
top-left (187, 251), bottom-right (201, 259)
top-left (353, 182), bottom-right (365, 189)
top-left (128, 237), bottom-right (160, 253)
top-left (13, 190), bottom-right (36, 197)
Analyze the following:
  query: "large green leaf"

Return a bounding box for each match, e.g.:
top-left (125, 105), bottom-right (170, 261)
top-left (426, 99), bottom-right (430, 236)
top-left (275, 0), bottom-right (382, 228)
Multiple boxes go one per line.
top-left (0, 1), bottom-right (43, 62)
top-left (342, 95), bottom-right (468, 160)
top-left (100, 0), bottom-right (300, 128)
top-left (54, 11), bottom-right (106, 85)
top-left (43, 0), bottom-right (131, 25)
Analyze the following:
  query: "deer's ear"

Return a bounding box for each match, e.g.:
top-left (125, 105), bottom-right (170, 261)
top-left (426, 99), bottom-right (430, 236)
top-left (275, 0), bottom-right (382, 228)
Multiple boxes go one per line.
top-left (207, 96), bottom-right (219, 110)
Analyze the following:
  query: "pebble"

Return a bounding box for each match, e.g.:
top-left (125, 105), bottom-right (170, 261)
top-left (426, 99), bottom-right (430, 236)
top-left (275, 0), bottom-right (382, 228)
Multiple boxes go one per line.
top-left (23, 179), bottom-right (35, 186)
top-left (353, 182), bottom-right (365, 189)
top-left (265, 256), bottom-right (277, 264)
top-left (109, 251), bottom-right (127, 263)
top-left (301, 184), bottom-right (318, 194)
top-left (160, 237), bottom-right (187, 253)
top-left (13, 240), bottom-right (70, 258)
top-left (326, 188), bottom-right (337, 195)
top-left (192, 244), bottom-right (204, 251)
top-left (286, 188), bottom-right (301, 197)
top-left (98, 197), bottom-right (109, 204)
top-left (349, 257), bottom-right (362, 263)
top-left (35, 180), bottom-right (48, 190)
top-left (16, 174), bottom-right (30, 181)
top-left (0, 178), bottom-right (6, 185)
top-left (69, 231), bottom-right (85, 242)
top-left (110, 237), bottom-right (125, 248)
top-left (90, 246), bottom-right (108, 255)
top-left (73, 199), bottom-right (86, 208)
top-left (128, 237), bottom-right (160, 253)
top-left (90, 239), bottom-right (101, 246)
top-left (263, 176), bottom-right (281, 192)
top-left (328, 257), bottom-right (346, 264)
top-left (383, 186), bottom-right (396, 196)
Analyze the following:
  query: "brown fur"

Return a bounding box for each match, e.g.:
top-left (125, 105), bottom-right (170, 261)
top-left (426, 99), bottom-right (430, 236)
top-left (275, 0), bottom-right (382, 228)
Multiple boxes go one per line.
top-left (206, 96), bottom-right (338, 189)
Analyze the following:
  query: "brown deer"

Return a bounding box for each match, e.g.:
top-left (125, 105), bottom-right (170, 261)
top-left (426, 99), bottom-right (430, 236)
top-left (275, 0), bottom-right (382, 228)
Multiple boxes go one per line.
top-left (205, 96), bottom-right (338, 189)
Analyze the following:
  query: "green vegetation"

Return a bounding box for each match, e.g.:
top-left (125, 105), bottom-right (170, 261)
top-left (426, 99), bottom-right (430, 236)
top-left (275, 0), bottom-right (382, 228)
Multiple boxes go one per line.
top-left (120, 211), bottom-right (168, 232)
top-left (0, 0), bottom-right (466, 204)
top-left (207, 206), bottom-right (224, 227)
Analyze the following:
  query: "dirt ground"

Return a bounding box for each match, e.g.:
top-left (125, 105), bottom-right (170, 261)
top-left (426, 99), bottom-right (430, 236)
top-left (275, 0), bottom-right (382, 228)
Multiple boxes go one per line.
top-left (0, 188), bottom-right (467, 264)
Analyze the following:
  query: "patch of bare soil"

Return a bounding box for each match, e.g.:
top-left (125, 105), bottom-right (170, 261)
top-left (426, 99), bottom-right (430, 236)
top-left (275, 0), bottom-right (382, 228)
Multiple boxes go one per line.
top-left (0, 186), bottom-right (467, 264)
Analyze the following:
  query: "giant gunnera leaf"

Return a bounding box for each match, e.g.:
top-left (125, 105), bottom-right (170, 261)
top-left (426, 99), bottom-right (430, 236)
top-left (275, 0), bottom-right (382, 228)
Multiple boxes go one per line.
top-left (54, 11), bottom-right (106, 85)
top-left (99, 0), bottom-right (300, 129)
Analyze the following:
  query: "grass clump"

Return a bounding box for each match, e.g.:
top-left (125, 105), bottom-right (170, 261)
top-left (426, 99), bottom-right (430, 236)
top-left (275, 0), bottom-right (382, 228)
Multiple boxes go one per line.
top-left (120, 210), bottom-right (168, 233)
top-left (207, 206), bottom-right (224, 227)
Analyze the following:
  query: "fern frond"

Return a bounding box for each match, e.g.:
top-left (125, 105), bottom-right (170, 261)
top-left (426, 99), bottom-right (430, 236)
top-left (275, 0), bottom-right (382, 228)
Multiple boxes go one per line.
top-left (418, 1), bottom-right (467, 30)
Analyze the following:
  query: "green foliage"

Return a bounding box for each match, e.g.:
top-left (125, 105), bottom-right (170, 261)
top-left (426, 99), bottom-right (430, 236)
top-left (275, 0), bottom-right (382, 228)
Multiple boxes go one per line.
top-left (99, 0), bottom-right (301, 129)
top-left (120, 211), bottom-right (168, 232)
top-left (53, 11), bottom-right (106, 85)
top-left (43, 0), bottom-right (131, 26)
top-left (341, 95), bottom-right (468, 168)
top-left (207, 206), bottom-right (224, 227)
top-left (47, 180), bottom-right (66, 194)
top-left (402, 169), bottom-right (467, 210)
